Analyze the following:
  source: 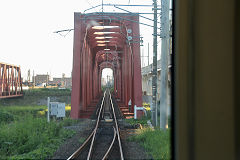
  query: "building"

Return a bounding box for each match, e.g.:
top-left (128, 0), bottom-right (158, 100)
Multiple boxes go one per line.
top-left (32, 73), bottom-right (72, 88)
top-left (141, 55), bottom-right (172, 96)
top-left (34, 74), bottom-right (49, 85)
top-left (51, 75), bottom-right (72, 88)
top-left (52, 78), bottom-right (61, 85)
top-left (63, 77), bottom-right (72, 88)
top-left (141, 55), bottom-right (172, 116)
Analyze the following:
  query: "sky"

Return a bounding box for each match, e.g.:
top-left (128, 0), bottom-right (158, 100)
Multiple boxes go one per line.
top-left (0, 0), bottom-right (163, 81)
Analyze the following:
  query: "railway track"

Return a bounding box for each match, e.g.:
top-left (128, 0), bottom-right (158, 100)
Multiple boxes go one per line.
top-left (67, 90), bottom-right (124, 160)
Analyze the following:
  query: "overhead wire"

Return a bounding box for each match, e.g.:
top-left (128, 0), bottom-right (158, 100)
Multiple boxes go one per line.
top-left (113, 5), bottom-right (160, 24)
top-left (84, 0), bottom-right (99, 13)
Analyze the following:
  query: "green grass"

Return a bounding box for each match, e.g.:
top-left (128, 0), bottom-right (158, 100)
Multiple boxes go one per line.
top-left (24, 88), bottom-right (71, 97)
top-left (0, 110), bottom-right (14, 123)
top-left (61, 117), bottom-right (79, 127)
top-left (0, 104), bottom-right (78, 159)
top-left (128, 128), bottom-right (171, 160)
top-left (0, 88), bottom-right (76, 159)
top-left (125, 116), bottom-right (149, 127)
top-left (125, 117), bottom-right (171, 160)
top-left (0, 105), bottom-right (46, 116)
top-left (0, 88), bottom-right (78, 159)
top-left (0, 116), bottom-right (76, 159)
top-left (0, 106), bottom-right (47, 126)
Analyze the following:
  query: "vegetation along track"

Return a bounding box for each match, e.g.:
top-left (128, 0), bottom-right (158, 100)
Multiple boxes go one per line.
top-left (67, 90), bottom-right (124, 160)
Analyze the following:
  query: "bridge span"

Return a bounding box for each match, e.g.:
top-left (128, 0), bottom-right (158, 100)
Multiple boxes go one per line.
top-left (0, 62), bottom-right (23, 99)
top-left (71, 12), bottom-right (143, 119)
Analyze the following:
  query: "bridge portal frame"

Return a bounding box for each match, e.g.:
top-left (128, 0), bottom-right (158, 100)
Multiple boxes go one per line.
top-left (71, 12), bottom-right (142, 118)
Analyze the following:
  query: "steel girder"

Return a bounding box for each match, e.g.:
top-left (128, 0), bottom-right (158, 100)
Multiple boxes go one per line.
top-left (71, 12), bottom-right (142, 118)
top-left (0, 62), bottom-right (23, 99)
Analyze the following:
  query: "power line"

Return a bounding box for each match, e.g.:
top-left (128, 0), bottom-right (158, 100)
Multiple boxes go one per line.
top-left (113, 5), bottom-right (161, 24)
top-left (85, 0), bottom-right (99, 12)
top-left (84, 3), bottom-right (161, 13)
top-left (53, 29), bottom-right (74, 37)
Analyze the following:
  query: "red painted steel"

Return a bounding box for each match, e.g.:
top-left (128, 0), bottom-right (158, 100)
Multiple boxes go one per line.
top-left (71, 13), bottom-right (143, 119)
top-left (0, 62), bottom-right (23, 99)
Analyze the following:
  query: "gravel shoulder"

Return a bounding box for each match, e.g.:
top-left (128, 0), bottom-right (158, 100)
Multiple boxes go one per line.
top-left (52, 119), bottom-right (152, 160)
top-left (52, 119), bottom-right (95, 159)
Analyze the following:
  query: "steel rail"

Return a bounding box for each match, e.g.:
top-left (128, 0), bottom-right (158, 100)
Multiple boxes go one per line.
top-left (87, 90), bottom-right (107, 160)
top-left (102, 127), bottom-right (117, 160)
top-left (67, 91), bottom-right (106, 160)
top-left (109, 91), bottom-right (124, 160)
top-left (66, 131), bottom-right (95, 160)
top-left (67, 90), bottom-right (123, 160)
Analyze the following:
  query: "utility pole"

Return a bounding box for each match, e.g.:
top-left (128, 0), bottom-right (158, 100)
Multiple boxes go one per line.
top-left (107, 75), bottom-right (109, 88)
top-left (141, 47), bottom-right (143, 67)
top-left (27, 69), bottom-right (30, 83)
top-left (152, 0), bottom-right (158, 127)
top-left (47, 72), bottom-right (49, 86)
top-left (33, 70), bottom-right (35, 87)
top-left (148, 43), bottom-right (150, 66)
top-left (159, 0), bottom-right (170, 130)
